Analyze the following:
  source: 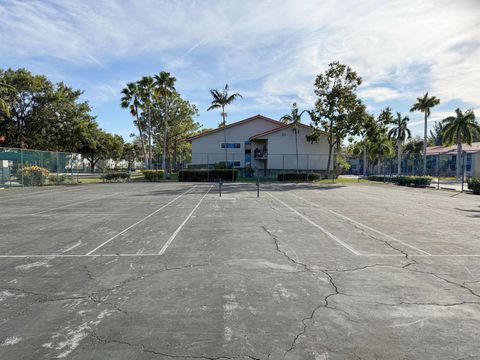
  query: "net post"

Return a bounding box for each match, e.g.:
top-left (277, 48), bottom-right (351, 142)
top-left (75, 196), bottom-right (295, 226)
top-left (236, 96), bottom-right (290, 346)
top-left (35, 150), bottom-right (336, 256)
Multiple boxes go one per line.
top-left (219, 178), bottom-right (222, 197)
top-left (256, 177), bottom-right (259, 198)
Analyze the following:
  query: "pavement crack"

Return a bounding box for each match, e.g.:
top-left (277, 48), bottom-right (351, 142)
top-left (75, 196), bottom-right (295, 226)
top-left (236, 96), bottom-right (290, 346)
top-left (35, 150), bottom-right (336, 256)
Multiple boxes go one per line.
top-left (89, 331), bottom-right (261, 359)
top-left (261, 226), bottom-right (310, 271)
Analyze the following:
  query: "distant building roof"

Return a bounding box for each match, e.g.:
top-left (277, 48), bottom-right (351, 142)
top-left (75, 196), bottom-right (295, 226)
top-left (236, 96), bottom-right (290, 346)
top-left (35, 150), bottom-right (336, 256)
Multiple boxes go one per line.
top-left (426, 142), bottom-right (480, 155)
top-left (186, 114), bottom-right (284, 141)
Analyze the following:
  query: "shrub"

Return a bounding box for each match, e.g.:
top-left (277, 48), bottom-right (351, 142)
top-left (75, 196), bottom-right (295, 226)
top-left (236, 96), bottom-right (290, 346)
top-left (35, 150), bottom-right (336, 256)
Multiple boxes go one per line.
top-left (467, 178), bottom-right (480, 194)
top-left (48, 175), bottom-right (67, 184)
top-left (101, 173), bottom-right (130, 182)
top-left (367, 175), bottom-right (431, 187)
top-left (178, 169), bottom-right (238, 182)
top-left (21, 166), bottom-right (49, 186)
top-left (141, 170), bottom-right (165, 182)
top-left (277, 172), bottom-right (322, 182)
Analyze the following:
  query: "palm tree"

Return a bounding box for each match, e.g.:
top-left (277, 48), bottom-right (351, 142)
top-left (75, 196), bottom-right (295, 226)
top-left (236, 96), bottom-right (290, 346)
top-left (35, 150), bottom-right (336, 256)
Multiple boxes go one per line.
top-left (138, 76), bottom-right (155, 169)
top-left (281, 102), bottom-right (306, 173)
top-left (404, 137), bottom-right (424, 175)
top-left (441, 108), bottom-right (479, 180)
top-left (388, 112), bottom-right (411, 175)
top-left (121, 82), bottom-right (148, 168)
top-left (368, 134), bottom-right (394, 175)
top-left (428, 122), bottom-right (445, 146)
top-left (410, 92), bottom-right (440, 175)
top-left (154, 72), bottom-right (176, 174)
top-left (207, 84), bottom-right (242, 164)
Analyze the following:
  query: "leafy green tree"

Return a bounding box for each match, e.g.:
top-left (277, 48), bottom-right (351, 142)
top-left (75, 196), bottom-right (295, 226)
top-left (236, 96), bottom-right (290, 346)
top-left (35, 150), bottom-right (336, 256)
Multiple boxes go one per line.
top-left (368, 133), bottom-right (394, 174)
top-left (153, 72), bottom-right (176, 173)
top-left (388, 113), bottom-right (411, 175)
top-left (410, 92), bottom-right (440, 175)
top-left (404, 137), bottom-right (424, 175)
top-left (308, 61), bottom-right (365, 178)
top-left (121, 82), bottom-right (147, 167)
top-left (281, 102), bottom-right (307, 173)
top-left (207, 84), bottom-right (242, 163)
top-left (441, 108), bottom-right (479, 180)
top-left (428, 121), bottom-right (445, 146)
top-left (122, 142), bottom-right (142, 170)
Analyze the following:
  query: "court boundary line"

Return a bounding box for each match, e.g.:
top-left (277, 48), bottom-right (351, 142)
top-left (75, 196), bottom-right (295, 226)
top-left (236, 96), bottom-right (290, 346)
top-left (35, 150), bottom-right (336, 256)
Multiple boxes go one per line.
top-left (1, 253), bottom-right (480, 259)
top-left (0, 186), bottom-right (88, 202)
top-left (288, 192), bottom-right (432, 256)
top-left (31, 191), bottom-right (122, 215)
top-left (85, 186), bottom-right (197, 255)
top-left (266, 191), bottom-right (361, 256)
top-left (158, 185), bottom-right (213, 255)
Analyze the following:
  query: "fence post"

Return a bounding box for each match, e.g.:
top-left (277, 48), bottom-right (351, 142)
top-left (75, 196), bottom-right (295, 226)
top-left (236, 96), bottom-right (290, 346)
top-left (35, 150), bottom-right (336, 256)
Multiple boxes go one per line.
top-left (232, 152), bottom-right (235, 182)
top-left (40, 151), bottom-right (44, 186)
top-left (437, 153), bottom-right (440, 190)
top-left (461, 151), bottom-right (465, 192)
top-left (71, 153), bottom-right (74, 183)
top-left (282, 154), bottom-right (285, 182)
top-left (56, 151), bottom-right (60, 182)
top-left (20, 149), bottom-right (24, 187)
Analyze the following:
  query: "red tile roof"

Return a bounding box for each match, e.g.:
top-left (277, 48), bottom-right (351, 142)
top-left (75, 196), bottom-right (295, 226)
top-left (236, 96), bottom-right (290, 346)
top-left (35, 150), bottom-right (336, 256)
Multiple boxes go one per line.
top-left (426, 142), bottom-right (480, 155)
top-left (186, 114), bottom-right (284, 141)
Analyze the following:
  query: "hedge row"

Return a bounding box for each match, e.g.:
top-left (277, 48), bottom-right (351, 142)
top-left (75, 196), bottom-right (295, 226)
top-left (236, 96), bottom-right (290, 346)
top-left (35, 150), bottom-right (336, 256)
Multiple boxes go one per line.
top-left (277, 172), bottom-right (322, 182)
top-left (141, 170), bottom-right (165, 182)
top-left (467, 178), bottom-right (480, 194)
top-left (178, 169), bottom-right (238, 182)
top-left (367, 175), bottom-right (432, 187)
top-left (101, 173), bottom-right (130, 182)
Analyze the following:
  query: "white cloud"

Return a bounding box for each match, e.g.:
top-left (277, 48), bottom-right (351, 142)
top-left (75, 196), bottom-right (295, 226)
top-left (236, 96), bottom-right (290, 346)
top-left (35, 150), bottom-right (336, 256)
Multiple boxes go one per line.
top-left (1, 0), bottom-right (479, 124)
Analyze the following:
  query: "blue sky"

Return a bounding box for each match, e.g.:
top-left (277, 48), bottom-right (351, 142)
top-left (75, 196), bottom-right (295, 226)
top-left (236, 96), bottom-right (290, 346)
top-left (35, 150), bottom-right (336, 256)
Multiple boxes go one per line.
top-left (1, 0), bottom-right (479, 142)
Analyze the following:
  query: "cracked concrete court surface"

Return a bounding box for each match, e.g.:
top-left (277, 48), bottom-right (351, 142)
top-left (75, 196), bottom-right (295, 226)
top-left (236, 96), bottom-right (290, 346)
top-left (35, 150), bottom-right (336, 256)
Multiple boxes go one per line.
top-left (0, 182), bottom-right (479, 359)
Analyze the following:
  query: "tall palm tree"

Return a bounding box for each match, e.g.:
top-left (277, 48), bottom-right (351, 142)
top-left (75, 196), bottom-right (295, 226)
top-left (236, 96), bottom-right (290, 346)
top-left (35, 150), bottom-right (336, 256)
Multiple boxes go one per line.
top-left (441, 108), bottom-right (479, 180)
top-left (281, 102), bottom-right (306, 173)
top-left (154, 72), bottom-right (176, 173)
top-left (207, 84), bottom-right (242, 164)
top-left (410, 92), bottom-right (440, 175)
top-left (138, 76), bottom-right (155, 169)
top-left (121, 82), bottom-right (147, 168)
top-left (388, 112), bottom-right (411, 175)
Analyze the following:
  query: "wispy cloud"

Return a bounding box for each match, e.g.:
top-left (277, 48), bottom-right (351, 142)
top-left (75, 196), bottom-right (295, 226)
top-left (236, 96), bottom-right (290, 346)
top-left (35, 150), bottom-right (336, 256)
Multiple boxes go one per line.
top-left (0, 0), bottom-right (479, 139)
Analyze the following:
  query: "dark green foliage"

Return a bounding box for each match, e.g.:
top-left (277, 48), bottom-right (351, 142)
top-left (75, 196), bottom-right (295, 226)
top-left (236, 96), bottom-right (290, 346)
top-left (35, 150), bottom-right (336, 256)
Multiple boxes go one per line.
top-left (141, 170), bottom-right (164, 182)
top-left (178, 169), bottom-right (238, 182)
top-left (101, 173), bottom-right (130, 182)
top-left (367, 175), bottom-right (431, 187)
top-left (277, 173), bottom-right (322, 182)
top-left (467, 178), bottom-right (480, 194)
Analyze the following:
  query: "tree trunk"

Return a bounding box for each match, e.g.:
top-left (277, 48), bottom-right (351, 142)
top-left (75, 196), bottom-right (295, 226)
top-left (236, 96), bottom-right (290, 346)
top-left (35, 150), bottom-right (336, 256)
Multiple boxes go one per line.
top-left (147, 106), bottom-right (152, 170)
top-left (223, 106), bottom-right (227, 165)
top-left (423, 112), bottom-right (427, 176)
top-left (162, 96), bottom-right (168, 174)
top-left (325, 144), bottom-right (333, 179)
top-left (397, 139), bottom-right (401, 175)
top-left (456, 136), bottom-right (462, 181)
top-left (135, 107), bottom-right (148, 169)
top-left (363, 149), bottom-right (368, 176)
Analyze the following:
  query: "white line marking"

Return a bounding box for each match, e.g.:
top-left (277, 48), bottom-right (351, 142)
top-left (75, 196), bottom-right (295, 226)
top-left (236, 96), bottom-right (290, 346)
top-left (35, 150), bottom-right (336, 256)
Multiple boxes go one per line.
top-left (0, 186), bottom-right (86, 202)
top-left (32, 192), bottom-right (121, 215)
top-left (56, 241), bottom-right (82, 254)
top-left (0, 253), bottom-right (480, 259)
top-left (289, 192), bottom-right (432, 256)
top-left (85, 186), bottom-right (197, 255)
top-left (266, 191), bottom-right (361, 256)
top-left (158, 186), bottom-right (212, 255)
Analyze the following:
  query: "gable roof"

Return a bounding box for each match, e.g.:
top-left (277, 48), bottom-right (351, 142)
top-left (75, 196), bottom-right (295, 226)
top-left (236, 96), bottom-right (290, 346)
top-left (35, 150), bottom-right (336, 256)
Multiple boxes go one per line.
top-left (249, 122), bottom-right (317, 140)
top-left (426, 142), bottom-right (480, 155)
top-left (186, 114), bottom-right (284, 142)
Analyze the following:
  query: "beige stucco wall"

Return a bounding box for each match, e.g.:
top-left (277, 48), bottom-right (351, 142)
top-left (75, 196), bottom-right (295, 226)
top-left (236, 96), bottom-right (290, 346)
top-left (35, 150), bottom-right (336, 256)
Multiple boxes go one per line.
top-left (191, 118), bottom-right (280, 166)
top-left (253, 126), bottom-right (331, 171)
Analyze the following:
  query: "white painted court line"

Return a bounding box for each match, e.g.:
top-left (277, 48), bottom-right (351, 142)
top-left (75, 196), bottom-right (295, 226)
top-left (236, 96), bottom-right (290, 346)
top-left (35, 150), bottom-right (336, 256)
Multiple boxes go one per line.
top-left (31, 191), bottom-right (122, 215)
top-left (85, 186), bottom-right (197, 255)
top-left (0, 186), bottom-right (86, 202)
top-left (266, 191), bottom-right (361, 256)
top-left (289, 192), bottom-right (432, 256)
top-left (1, 253), bottom-right (480, 259)
top-left (158, 185), bottom-right (213, 255)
